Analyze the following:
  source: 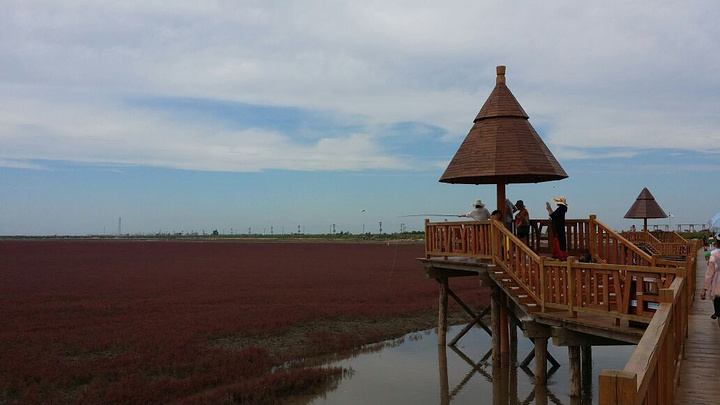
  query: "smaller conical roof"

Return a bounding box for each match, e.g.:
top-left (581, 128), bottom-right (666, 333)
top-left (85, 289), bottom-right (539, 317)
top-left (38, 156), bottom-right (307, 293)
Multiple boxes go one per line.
top-left (624, 187), bottom-right (668, 219)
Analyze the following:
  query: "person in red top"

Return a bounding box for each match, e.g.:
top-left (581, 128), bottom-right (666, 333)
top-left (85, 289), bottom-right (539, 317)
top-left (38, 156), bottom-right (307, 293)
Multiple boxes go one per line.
top-left (546, 196), bottom-right (568, 260)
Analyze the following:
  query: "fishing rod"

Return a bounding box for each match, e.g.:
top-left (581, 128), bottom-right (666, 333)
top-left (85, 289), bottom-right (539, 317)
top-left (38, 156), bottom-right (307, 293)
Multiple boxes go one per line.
top-left (399, 214), bottom-right (459, 217)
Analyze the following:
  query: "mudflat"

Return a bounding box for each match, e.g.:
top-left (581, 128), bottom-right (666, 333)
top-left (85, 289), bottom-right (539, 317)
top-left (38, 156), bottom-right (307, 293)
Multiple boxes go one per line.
top-left (0, 240), bottom-right (488, 404)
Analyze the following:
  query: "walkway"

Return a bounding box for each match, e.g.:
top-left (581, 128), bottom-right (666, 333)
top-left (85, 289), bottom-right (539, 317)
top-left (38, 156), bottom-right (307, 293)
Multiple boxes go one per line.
top-left (675, 248), bottom-right (720, 405)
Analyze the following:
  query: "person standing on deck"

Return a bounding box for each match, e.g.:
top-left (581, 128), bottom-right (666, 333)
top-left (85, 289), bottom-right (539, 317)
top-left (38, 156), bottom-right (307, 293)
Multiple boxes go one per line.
top-left (504, 198), bottom-right (516, 232)
top-left (458, 199), bottom-right (491, 221)
top-left (514, 200), bottom-right (530, 245)
top-left (701, 237), bottom-right (720, 326)
top-left (546, 196), bottom-right (568, 260)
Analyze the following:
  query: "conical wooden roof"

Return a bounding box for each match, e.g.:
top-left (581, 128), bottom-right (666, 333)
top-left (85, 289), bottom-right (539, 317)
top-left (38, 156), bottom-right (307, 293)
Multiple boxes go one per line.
top-left (440, 66), bottom-right (567, 185)
top-left (624, 187), bottom-right (668, 219)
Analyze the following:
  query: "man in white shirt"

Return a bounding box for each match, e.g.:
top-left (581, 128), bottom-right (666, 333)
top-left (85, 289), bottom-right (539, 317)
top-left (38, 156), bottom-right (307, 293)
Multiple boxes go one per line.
top-left (458, 200), bottom-right (491, 221)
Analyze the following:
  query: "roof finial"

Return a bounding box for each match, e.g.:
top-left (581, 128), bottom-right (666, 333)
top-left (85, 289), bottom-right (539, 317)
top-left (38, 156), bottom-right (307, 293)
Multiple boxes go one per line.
top-left (496, 65), bottom-right (506, 85)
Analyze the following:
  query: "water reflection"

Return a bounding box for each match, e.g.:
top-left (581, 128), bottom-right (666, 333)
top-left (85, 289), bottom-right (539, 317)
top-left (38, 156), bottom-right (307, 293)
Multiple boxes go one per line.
top-left (290, 325), bottom-right (634, 405)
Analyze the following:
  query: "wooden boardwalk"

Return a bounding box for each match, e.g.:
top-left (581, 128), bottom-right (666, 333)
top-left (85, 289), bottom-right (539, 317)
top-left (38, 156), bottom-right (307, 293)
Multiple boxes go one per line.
top-left (675, 248), bottom-right (720, 405)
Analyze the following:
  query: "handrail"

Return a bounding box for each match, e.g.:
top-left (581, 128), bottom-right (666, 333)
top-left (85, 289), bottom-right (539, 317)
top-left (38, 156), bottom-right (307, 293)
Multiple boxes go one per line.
top-left (489, 219), bottom-right (544, 304)
top-left (599, 276), bottom-right (687, 404)
top-left (590, 216), bottom-right (654, 266)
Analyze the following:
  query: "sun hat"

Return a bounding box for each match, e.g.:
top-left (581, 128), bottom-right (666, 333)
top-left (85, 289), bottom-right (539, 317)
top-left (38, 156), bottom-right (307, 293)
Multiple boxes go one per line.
top-left (472, 199), bottom-right (485, 208)
top-left (552, 196), bottom-right (568, 206)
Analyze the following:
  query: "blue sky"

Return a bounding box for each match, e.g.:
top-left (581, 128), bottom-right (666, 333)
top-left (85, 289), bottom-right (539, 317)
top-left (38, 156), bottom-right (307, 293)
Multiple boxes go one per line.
top-left (1, 1), bottom-right (719, 236)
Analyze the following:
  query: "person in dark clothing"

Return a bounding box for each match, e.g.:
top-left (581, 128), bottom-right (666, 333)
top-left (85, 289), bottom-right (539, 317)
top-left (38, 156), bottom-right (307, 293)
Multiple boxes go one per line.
top-left (546, 196), bottom-right (568, 260)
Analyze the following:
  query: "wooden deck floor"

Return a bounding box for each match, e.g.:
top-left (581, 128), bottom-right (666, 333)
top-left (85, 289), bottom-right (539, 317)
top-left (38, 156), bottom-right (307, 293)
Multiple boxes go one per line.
top-left (674, 248), bottom-right (720, 405)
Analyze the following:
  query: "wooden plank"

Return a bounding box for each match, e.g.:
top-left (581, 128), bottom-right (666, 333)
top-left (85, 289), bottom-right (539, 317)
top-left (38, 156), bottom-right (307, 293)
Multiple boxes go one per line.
top-left (675, 248), bottom-right (720, 404)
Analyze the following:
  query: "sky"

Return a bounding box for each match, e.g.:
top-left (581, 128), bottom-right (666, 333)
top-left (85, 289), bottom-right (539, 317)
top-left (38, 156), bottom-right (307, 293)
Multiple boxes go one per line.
top-left (1, 0), bottom-right (720, 236)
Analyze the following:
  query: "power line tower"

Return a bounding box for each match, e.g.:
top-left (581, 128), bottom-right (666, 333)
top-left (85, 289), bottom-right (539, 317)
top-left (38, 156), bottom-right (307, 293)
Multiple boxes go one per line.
top-left (379, 221), bottom-right (382, 234)
top-left (117, 217), bottom-right (122, 236)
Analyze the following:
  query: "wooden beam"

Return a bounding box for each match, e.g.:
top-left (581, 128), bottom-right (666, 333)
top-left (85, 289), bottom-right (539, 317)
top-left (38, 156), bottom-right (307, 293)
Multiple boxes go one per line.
top-left (449, 307), bottom-right (491, 346)
top-left (446, 288), bottom-right (491, 332)
top-left (522, 321), bottom-right (553, 338)
top-left (552, 327), bottom-right (634, 346)
top-left (529, 315), bottom-right (642, 344)
top-left (520, 349), bottom-right (535, 368)
top-left (425, 266), bottom-right (482, 279)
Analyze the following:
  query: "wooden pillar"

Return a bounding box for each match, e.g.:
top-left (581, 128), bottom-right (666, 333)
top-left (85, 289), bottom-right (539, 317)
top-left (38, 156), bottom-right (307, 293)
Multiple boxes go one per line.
top-left (438, 275), bottom-right (448, 346)
top-left (500, 295), bottom-right (509, 360)
top-left (509, 313), bottom-right (518, 364)
top-left (534, 385), bottom-right (548, 405)
top-left (492, 285), bottom-right (501, 367)
top-left (497, 183), bottom-right (506, 220)
top-left (569, 345), bottom-right (581, 397)
top-left (437, 345), bottom-right (449, 405)
top-left (534, 337), bottom-right (548, 386)
top-left (492, 365), bottom-right (502, 405)
top-left (496, 183), bottom-right (510, 362)
top-left (581, 345), bottom-right (593, 397)
top-left (509, 361), bottom-right (518, 405)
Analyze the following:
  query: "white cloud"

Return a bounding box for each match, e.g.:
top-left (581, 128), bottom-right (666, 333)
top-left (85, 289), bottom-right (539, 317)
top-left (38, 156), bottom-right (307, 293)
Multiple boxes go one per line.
top-left (2, 0), bottom-right (720, 171)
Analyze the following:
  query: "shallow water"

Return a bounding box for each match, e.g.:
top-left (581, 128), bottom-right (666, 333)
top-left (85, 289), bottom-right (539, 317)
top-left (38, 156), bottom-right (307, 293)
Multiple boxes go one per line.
top-left (294, 325), bottom-right (635, 405)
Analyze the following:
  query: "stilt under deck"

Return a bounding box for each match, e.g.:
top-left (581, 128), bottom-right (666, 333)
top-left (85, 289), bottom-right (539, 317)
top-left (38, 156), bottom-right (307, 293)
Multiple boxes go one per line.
top-left (674, 248), bottom-right (720, 405)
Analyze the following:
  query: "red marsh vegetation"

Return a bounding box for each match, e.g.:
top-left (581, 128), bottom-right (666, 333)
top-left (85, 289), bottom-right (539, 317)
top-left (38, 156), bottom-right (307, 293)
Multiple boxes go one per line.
top-left (0, 240), bottom-right (488, 404)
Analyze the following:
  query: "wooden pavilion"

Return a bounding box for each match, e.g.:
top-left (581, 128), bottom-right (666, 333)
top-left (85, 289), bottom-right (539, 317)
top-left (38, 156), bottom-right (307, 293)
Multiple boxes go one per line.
top-left (624, 187), bottom-right (668, 231)
top-left (421, 67), bottom-right (699, 404)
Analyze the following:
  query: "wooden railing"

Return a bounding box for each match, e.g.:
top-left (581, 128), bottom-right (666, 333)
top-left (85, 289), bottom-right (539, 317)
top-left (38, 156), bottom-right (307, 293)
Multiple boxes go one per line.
top-left (599, 276), bottom-right (687, 405)
top-left (425, 216), bottom-right (688, 323)
top-left (424, 219), bottom-right (495, 260)
top-left (589, 216), bottom-right (654, 267)
top-left (527, 219), bottom-right (590, 257)
top-left (623, 230), bottom-right (695, 257)
top-left (542, 261), bottom-right (683, 323)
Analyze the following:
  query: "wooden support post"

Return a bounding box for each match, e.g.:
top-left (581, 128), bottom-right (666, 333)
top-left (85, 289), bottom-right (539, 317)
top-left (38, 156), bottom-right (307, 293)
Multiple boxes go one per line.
top-left (569, 345), bottom-right (581, 397)
top-left (492, 365), bottom-right (502, 405)
top-left (581, 345), bottom-right (592, 397)
top-left (500, 294), bottom-right (510, 361)
top-left (492, 286), bottom-right (501, 367)
top-left (535, 385), bottom-right (548, 405)
top-left (438, 275), bottom-right (448, 346)
top-left (509, 314), bottom-right (518, 363)
top-left (437, 345), bottom-right (449, 405)
top-left (534, 337), bottom-right (548, 386)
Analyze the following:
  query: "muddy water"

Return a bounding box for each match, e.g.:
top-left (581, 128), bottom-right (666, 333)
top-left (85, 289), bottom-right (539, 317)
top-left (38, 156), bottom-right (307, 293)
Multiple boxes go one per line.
top-left (293, 325), bottom-right (635, 405)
